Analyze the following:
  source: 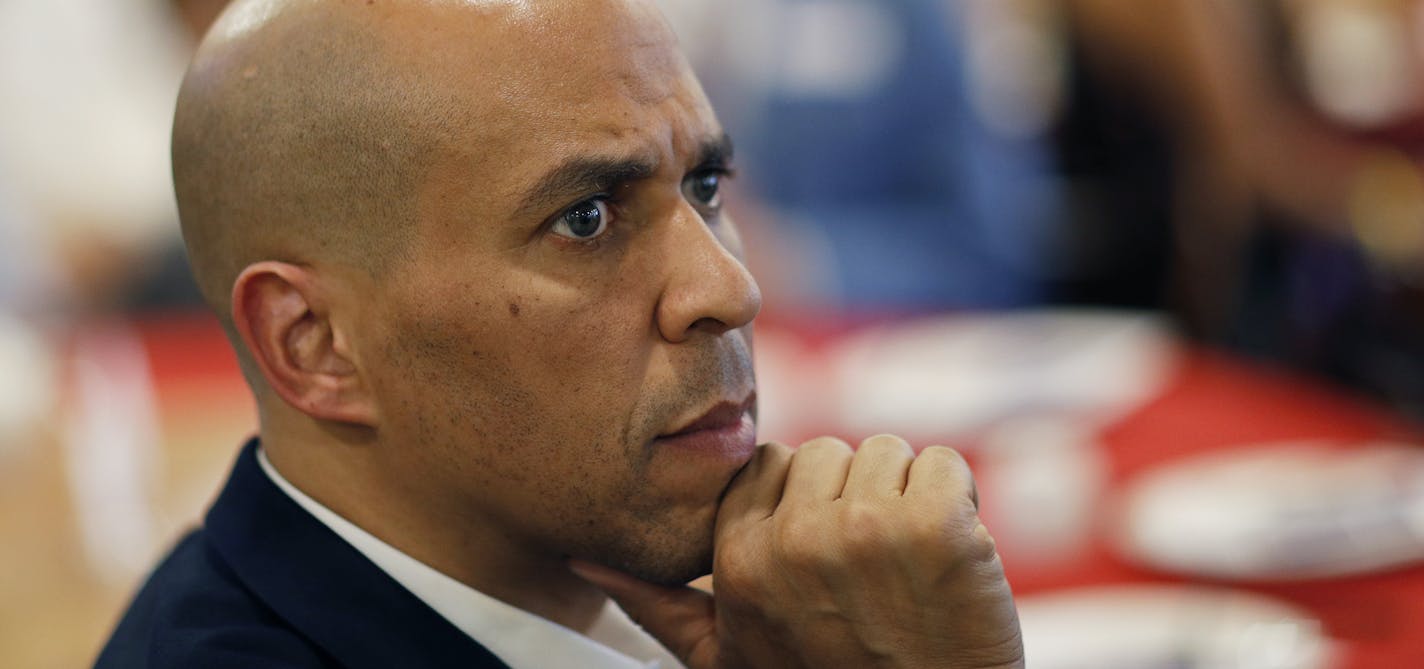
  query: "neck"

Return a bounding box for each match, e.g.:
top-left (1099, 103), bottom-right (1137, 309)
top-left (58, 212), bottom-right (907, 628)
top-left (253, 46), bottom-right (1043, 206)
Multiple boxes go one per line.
top-left (260, 427), bottom-right (609, 632)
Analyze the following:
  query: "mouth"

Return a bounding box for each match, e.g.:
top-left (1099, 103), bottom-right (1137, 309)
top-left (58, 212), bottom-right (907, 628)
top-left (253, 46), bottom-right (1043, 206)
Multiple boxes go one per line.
top-left (653, 392), bottom-right (758, 459)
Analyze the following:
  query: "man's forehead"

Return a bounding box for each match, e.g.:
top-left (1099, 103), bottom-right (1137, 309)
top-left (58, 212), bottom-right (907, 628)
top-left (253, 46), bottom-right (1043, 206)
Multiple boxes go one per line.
top-left (351, 0), bottom-right (688, 117)
top-left (399, 0), bottom-right (713, 176)
top-left (374, 0), bottom-right (716, 240)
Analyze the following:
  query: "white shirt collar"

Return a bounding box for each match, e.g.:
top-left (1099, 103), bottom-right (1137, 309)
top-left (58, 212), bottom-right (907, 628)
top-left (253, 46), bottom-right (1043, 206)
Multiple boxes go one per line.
top-left (256, 449), bottom-right (683, 669)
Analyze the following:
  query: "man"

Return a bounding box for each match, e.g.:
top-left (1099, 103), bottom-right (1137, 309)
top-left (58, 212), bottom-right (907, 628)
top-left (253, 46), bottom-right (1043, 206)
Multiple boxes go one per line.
top-left (97, 0), bottom-right (1023, 667)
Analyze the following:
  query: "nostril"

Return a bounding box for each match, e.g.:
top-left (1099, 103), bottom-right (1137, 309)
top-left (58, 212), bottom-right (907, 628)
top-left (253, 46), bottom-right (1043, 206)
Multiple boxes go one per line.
top-left (689, 316), bottom-right (729, 335)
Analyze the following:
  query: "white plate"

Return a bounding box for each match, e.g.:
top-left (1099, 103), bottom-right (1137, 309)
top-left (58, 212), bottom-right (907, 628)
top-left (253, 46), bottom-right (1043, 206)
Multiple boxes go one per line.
top-left (826, 309), bottom-right (1176, 437)
top-left (1112, 442), bottom-right (1424, 580)
top-left (1017, 584), bottom-right (1335, 669)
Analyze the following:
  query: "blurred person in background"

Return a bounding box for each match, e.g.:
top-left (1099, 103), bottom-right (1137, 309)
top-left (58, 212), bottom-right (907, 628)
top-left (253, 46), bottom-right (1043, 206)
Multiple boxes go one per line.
top-left (661, 0), bottom-right (1082, 311)
top-left (1069, 0), bottom-right (1424, 418)
top-left (659, 0), bottom-right (1184, 313)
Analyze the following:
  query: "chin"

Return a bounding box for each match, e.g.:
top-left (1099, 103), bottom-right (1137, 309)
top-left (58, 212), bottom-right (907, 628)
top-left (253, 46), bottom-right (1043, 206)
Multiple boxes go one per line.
top-left (601, 526), bottom-right (714, 586)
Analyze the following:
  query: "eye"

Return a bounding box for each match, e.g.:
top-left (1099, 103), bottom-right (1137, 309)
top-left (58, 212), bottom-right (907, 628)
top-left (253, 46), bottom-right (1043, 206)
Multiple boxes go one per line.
top-left (551, 198), bottom-right (611, 241)
top-left (683, 170), bottom-right (724, 210)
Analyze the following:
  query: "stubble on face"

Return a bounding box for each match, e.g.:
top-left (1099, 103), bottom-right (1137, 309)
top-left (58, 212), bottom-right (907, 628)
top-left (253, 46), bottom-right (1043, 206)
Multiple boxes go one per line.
top-left (377, 297), bottom-right (755, 585)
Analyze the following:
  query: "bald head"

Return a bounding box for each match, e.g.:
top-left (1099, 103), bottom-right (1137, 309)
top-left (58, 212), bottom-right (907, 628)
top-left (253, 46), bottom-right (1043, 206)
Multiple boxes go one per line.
top-left (175, 0), bottom-right (592, 327)
top-left (176, 2), bottom-right (424, 327)
top-left (176, 0), bottom-right (689, 331)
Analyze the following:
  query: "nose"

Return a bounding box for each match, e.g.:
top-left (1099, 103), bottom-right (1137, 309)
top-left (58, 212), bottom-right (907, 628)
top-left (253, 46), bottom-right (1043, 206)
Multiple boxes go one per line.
top-left (655, 203), bottom-right (762, 343)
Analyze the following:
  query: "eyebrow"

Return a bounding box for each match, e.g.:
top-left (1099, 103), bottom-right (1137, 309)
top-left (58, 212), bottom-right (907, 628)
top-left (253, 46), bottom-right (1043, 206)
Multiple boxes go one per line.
top-left (697, 132), bottom-right (735, 169)
top-left (514, 155), bottom-right (657, 220)
top-left (514, 132), bottom-right (735, 220)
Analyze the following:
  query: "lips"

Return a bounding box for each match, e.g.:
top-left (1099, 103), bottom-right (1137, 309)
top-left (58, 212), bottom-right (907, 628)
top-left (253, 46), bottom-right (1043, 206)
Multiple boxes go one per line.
top-left (662, 394), bottom-right (754, 436)
top-left (654, 393), bottom-right (757, 459)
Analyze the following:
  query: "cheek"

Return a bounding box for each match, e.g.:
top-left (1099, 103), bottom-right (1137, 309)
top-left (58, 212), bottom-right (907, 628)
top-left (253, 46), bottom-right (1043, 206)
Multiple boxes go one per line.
top-left (508, 286), bottom-right (655, 431)
top-left (376, 271), bottom-right (657, 472)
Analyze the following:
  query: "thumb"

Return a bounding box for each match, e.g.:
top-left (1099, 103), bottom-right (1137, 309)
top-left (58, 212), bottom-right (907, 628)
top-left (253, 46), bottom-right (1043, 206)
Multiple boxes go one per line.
top-left (567, 559), bottom-right (721, 669)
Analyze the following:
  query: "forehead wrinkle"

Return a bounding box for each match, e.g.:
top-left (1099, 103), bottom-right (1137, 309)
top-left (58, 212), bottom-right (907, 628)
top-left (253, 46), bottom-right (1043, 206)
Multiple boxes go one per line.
top-left (612, 48), bottom-right (681, 106)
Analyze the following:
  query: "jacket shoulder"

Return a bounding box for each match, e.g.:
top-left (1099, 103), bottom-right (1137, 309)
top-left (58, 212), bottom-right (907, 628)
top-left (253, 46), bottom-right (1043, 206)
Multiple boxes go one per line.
top-left (95, 530), bottom-right (334, 668)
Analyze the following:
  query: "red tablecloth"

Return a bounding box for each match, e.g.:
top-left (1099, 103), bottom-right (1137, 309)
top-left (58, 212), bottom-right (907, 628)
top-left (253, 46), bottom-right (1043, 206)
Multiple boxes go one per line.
top-left (1013, 348), bottom-right (1424, 668)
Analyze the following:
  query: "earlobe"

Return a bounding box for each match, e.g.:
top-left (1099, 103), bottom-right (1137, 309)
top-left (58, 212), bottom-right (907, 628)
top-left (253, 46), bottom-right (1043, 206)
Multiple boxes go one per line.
top-left (232, 262), bottom-right (378, 426)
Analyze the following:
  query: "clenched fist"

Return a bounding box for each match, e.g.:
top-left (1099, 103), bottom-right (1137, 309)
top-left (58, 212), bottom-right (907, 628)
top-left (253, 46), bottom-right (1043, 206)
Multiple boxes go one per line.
top-left (572, 435), bottom-right (1024, 669)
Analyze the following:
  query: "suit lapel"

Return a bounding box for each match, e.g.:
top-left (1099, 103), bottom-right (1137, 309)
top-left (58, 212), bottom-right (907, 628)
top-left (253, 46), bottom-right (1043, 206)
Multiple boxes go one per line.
top-left (205, 439), bottom-right (513, 669)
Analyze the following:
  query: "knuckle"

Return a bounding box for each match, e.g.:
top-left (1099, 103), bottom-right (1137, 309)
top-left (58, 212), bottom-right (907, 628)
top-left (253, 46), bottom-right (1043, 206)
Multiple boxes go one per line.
top-left (920, 444), bottom-right (969, 468)
top-left (901, 504), bottom-right (970, 549)
top-left (904, 510), bottom-right (998, 566)
top-left (859, 433), bottom-right (911, 454)
top-left (744, 441), bottom-right (792, 474)
top-left (965, 520), bottom-right (1003, 564)
top-left (797, 436), bottom-right (852, 456)
top-left (760, 440), bottom-right (794, 459)
top-left (916, 446), bottom-right (976, 491)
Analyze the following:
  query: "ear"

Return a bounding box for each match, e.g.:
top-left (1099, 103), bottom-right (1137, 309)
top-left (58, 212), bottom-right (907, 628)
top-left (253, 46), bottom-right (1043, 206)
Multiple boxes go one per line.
top-left (231, 261), bottom-right (377, 427)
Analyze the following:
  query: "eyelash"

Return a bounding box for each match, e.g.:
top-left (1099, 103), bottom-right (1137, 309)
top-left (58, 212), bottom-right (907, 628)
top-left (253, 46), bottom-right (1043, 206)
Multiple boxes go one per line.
top-left (548, 165), bottom-right (736, 251)
top-left (550, 194), bottom-right (620, 252)
top-left (688, 166), bottom-right (734, 212)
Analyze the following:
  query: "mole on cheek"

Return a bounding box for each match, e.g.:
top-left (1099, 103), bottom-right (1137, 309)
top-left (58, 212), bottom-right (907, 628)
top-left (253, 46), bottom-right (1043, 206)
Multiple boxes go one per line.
top-left (508, 301), bottom-right (521, 317)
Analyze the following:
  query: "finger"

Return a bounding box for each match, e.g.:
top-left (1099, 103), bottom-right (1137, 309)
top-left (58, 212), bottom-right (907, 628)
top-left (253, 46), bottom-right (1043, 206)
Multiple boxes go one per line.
top-left (718, 442), bottom-right (793, 532)
top-left (779, 436), bottom-right (853, 508)
top-left (904, 445), bottom-right (978, 510)
top-left (840, 434), bottom-right (915, 501)
top-left (568, 560), bottom-right (720, 669)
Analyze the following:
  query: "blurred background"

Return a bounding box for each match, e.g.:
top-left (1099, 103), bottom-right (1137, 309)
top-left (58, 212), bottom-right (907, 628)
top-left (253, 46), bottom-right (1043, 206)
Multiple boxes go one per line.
top-left (5, 0), bottom-right (1424, 666)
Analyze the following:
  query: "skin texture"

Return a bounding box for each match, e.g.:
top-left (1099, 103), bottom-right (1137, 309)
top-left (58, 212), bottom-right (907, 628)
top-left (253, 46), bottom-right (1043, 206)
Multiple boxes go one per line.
top-left (177, 0), bottom-right (1022, 665)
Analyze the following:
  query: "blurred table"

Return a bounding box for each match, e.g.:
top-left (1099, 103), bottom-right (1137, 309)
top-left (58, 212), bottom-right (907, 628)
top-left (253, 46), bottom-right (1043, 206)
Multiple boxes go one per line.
top-left (4, 308), bottom-right (1423, 667)
top-left (1002, 348), bottom-right (1424, 667)
top-left (756, 310), bottom-right (1424, 668)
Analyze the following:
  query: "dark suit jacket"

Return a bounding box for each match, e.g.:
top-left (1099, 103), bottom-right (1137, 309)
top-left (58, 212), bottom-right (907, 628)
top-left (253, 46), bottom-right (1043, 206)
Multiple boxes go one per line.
top-left (95, 439), bottom-right (513, 668)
